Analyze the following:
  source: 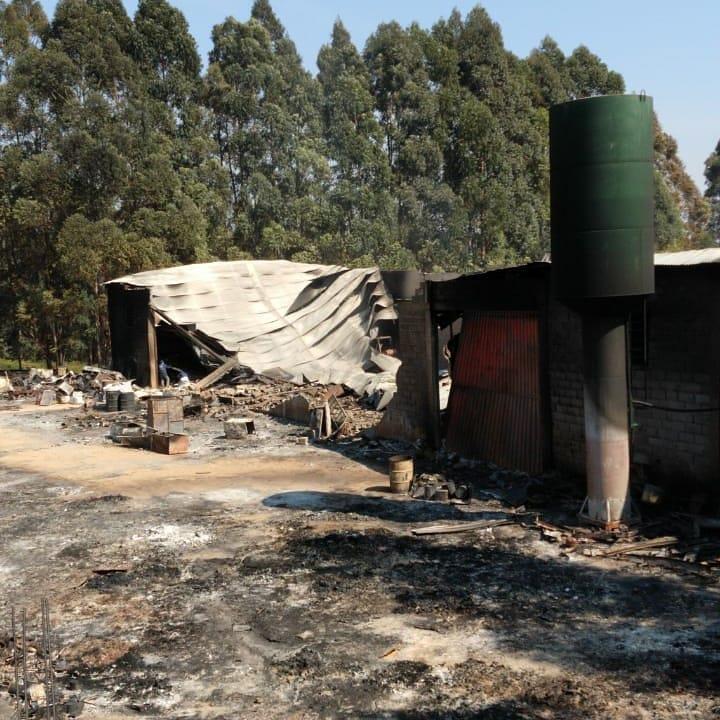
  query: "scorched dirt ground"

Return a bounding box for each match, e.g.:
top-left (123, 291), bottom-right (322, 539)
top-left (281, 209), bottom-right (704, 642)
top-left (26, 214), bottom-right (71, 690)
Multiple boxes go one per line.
top-left (0, 406), bottom-right (719, 719)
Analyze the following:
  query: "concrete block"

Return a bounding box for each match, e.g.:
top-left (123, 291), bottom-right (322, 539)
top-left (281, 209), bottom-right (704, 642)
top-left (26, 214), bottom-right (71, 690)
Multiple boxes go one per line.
top-left (268, 394), bottom-right (311, 423)
top-left (38, 389), bottom-right (56, 406)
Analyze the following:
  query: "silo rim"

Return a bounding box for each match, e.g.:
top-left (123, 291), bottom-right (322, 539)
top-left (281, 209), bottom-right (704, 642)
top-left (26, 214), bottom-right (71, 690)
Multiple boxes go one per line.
top-left (550, 93), bottom-right (653, 111)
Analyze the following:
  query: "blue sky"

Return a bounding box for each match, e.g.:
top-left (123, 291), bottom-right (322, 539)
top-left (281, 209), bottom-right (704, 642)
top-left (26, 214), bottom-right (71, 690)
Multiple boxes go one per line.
top-left (40, 0), bottom-right (719, 191)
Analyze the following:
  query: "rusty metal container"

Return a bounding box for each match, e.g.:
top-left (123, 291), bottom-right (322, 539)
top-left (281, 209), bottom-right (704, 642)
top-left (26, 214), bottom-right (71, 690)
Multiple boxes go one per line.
top-left (147, 395), bottom-right (184, 434)
top-left (150, 432), bottom-right (189, 455)
top-left (119, 391), bottom-right (136, 412)
top-left (105, 390), bottom-right (120, 412)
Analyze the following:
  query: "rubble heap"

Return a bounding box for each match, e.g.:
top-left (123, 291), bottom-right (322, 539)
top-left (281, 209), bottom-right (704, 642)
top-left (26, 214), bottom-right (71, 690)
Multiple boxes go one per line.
top-left (1, 366), bottom-right (127, 407)
top-left (1, 363), bottom-right (389, 456)
top-left (194, 378), bottom-right (381, 438)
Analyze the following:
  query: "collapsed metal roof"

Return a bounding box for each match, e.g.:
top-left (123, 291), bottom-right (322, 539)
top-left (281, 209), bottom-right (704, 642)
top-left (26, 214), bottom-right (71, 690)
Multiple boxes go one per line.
top-left (654, 248), bottom-right (720, 266)
top-left (107, 260), bottom-right (399, 394)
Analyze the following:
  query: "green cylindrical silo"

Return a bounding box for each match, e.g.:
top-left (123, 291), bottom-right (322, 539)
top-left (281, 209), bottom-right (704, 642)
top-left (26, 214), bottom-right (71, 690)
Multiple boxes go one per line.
top-left (550, 94), bottom-right (655, 300)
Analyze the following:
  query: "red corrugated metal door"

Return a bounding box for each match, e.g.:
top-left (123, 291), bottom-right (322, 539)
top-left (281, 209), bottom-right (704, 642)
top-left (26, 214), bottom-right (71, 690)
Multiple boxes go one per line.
top-left (445, 310), bottom-right (545, 473)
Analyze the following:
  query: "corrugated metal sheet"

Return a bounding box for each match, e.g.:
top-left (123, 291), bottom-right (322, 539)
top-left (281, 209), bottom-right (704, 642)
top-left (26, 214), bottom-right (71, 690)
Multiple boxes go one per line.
top-left (106, 260), bottom-right (398, 393)
top-left (445, 311), bottom-right (544, 473)
top-left (543, 249), bottom-right (720, 267)
top-left (654, 249), bottom-right (720, 266)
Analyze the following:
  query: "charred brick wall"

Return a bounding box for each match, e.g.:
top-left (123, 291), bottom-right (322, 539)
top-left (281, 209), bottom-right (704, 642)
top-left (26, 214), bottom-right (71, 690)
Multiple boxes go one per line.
top-left (377, 293), bottom-right (439, 444)
top-left (548, 300), bottom-right (586, 475)
top-left (397, 264), bottom-right (720, 489)
top-left (629, 268), bottom-right (720, 488)
top-left (548, 267), bottom-right (720, 489)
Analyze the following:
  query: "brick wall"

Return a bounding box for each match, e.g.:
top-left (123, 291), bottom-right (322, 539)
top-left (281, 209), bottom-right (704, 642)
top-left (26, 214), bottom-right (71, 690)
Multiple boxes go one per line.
top-left (630, 269), bottom-right (720, 487)
top-left (548, 268), bottom-right (720, 489)
top-left (387, 265), bottom-right (720, 489)
top-left (548, 300), bottom-right (585, 475)
top-left (377, 293), bottom-right (439, 443)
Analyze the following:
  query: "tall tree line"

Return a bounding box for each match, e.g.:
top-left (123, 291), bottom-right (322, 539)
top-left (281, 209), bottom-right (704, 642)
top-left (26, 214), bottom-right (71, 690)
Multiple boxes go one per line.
top-left (0, 0), bottom-right (711, 366)
top-left (705, 140), bottom-right (720, 241)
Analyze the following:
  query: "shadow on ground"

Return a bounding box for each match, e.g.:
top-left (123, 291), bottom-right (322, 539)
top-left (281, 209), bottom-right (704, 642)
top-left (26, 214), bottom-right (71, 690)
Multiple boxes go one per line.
top-left (263, 490), bottom-right (509, 523)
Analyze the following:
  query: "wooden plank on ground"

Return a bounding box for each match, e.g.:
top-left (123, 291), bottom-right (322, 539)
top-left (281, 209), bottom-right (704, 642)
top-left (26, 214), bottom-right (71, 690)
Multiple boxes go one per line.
top-left (411, 518), bottom-right (514, 536)
top-left (603, 536), bottom-right (678, 557)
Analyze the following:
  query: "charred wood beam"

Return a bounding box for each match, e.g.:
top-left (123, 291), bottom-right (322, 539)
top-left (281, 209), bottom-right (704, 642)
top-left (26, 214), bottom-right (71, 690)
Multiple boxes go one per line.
top-left (194, 354), bottom-right (242, 390)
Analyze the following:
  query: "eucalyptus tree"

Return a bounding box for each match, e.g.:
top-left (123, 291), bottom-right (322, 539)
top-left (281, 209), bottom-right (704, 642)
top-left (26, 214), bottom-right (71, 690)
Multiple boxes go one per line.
top-left (205, 0), bottom-right (328, 260)
top-left (703, 140), bottom-right (720, 242)
top-left (316, 20), bottom-right (398, 266)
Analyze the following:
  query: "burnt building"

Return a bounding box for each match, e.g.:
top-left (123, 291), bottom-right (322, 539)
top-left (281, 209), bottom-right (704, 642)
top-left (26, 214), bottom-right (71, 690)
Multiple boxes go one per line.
top-left (379, 250), bottom-right (720, 492)
top-left (106, 260), bottom-right (398, 391)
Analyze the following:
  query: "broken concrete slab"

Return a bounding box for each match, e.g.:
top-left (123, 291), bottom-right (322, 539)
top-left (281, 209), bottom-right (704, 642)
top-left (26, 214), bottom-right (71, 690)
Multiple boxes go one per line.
top-left (37, 389), bottom-right (57, 406)
top-left (224, 417), bottom-right (255, 438)
top-left (0, 373), bottom-right (12, 393)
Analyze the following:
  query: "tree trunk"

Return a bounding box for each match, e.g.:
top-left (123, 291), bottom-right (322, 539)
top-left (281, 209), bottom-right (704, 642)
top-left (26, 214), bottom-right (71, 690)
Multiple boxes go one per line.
top-left (52, 322), bottom-right (60, 370)
top-left (15, 321), bottom-right (23, 371)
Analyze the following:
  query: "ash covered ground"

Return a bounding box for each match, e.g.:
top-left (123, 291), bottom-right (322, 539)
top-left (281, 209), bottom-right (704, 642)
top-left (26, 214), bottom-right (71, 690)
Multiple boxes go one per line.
top-left (0, 405), bottom-right (719, 719)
